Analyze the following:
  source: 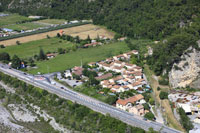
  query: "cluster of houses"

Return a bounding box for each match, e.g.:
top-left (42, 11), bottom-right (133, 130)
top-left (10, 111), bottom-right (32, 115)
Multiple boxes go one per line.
top-left (97, 50), bottom-right (148, 93)
top-left (116, 94), bottom-right (148, 116)
top-left (64, 50), bottom-right (151, 116)
top-left (168, 90), bottom-right (200, 115)
top-left (66, 50), bottom-right (148, 94)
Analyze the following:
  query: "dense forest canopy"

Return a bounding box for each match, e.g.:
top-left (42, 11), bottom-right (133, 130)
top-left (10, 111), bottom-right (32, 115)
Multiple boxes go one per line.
top-left (1, 0), bottom-right (200, 75)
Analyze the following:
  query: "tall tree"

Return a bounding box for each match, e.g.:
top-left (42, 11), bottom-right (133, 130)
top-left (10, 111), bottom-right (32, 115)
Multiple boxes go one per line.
top-left (0, 52), bottom-right (10, 62)
top-left (39, 48), bottom-right (46, 60)
top-left (11, 55), bottom-right (21, 69)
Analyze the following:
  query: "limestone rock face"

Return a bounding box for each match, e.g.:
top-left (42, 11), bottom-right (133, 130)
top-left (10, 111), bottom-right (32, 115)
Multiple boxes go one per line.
top-left (169, 47), bottom-right (200, 88)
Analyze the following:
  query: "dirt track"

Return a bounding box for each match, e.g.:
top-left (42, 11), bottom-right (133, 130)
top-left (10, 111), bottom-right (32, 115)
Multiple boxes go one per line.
top-left (0, 24), bottom-right (115, 46)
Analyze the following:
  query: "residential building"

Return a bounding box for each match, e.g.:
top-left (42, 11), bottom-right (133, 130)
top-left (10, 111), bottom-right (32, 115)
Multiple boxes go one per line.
top-left (116, 94), bottom-right (145, 110)
top-left (129, 104), bottom-right (145, 116)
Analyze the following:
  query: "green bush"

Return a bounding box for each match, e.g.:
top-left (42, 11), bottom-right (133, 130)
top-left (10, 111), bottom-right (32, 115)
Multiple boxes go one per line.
top-left (144, 112), bottom-right (155, 120)
top-left (159, 91), bottom-right (168, 100)
top-left (178, 108), bottom-right (194, 132)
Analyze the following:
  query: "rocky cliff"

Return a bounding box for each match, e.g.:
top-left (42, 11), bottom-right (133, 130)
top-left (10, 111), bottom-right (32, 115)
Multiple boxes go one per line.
top-left (169, 41), bottom-right (200, 88)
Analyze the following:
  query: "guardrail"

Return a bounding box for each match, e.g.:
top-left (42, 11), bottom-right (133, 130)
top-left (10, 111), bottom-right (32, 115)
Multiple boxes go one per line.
top-left (0, 22), bottom-right (91, 41)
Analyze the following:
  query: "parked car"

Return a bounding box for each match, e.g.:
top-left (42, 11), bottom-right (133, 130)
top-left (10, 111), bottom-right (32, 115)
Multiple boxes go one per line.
top-left (143, 118), bottom-right (147, 121)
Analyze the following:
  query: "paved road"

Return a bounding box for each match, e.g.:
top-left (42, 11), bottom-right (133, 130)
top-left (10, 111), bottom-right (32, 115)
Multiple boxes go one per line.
top-left (0, 64), bottom-right (181, 133)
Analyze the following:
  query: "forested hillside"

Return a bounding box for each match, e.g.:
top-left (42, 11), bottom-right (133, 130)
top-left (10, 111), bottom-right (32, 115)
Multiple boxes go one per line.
top-left (1, 0), bottom-right (200, 75)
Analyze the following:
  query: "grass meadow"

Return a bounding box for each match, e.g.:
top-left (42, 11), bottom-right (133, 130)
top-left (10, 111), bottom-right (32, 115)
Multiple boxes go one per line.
top-left (37, 19), bottom-right (66, 24)
top-left (5, 22), bottom-right (46, 31)
top-left (0, 37), bottom-right (74, 58)
top-left (0, 13), bottom-right (32, 27)
top-left (28, 41), bottom-right (130, 74)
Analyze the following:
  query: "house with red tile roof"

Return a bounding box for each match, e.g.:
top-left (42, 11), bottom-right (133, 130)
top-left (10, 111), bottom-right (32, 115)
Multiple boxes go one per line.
top-left (111, 85), bottom-right (121, 92)
top-left (133, 66), bottom-right (142, 72)
top-left (127, 82), bottom-right (143, 90)
top-left (133, 72), bottom-right (143, 79)
top-left (95, 73), bottom-right (113, 80)
top-left (125, 63), bottom-right (136, 69)
top-left (112, 66), bottom-right (125, 73)
top-left (46, 53), bottom-right (57, 59)
top-left (113, 54), bottom-right (126, 61)
top-left (72, 66), bottom-right (84, 77)
top-left (116, 94), bottom-right (145, 110)
top-left (113, 60), bottom-right (125, 67)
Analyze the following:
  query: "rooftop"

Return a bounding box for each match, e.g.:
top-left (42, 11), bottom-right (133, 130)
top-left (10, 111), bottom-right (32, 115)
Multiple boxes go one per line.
top-left (116, 94), bottom-right (144, 106)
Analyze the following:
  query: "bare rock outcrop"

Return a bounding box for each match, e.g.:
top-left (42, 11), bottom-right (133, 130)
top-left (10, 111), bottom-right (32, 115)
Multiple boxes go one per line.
top-left (169, 45), bottom-right (200, 88)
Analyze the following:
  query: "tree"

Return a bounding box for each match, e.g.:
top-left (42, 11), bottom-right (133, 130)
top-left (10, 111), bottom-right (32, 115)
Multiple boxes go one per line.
top-left (57, 33), bottom-right (61, 37)
top-left (75, 36), bottom-right (80, 43)
top-left (149, 98), bottom-right (155, 105)
top-left (16, 41), bottom-right (21, 45)
top-left (0, 45), bottom-right (5, 48)
top-left (178, 107), bottom-right (194, 132)
top-left (143, 103), bottom-right (150, 110)
top-left (11, 55), bottom-right (21, 69)
top-left (125, 39), bottom-right (137, 50)
top-left (58, 48), bottom-right (65, 54)
top-left (114, 33), bottom-right (121, 40)
top-left (0, 52), bottom-right (10, 62)
top-left (66, 48), bottom-right (71, 53)
top-left (46, 35), bottom-right (50, 39)
top-left (72, 45), bottom-right (77, 51)
top-left (159, 91), bottom-right (168, 100)
top-left (39, 48), bottom-right (46, 60)
top-left (130, 54), bottom-right (138, 64)
top-left (144, 112), bottom-right (155, 120)
top-left (105, 95), bottom-right (118, 105)
top-left (72, 73), bottom-right (81, 80)
top-left (89, 75), bottom-right (99, 86)
top-left (86, 35), bottom-right (91, 43)
top-left (28, 58), bottom-right (35, 67)
top-left (157, 87), bottom-right (161, 91)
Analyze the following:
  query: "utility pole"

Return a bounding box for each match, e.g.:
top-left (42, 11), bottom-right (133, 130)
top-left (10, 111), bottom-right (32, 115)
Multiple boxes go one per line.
top-left (81, 57), bottom-right (83, 68)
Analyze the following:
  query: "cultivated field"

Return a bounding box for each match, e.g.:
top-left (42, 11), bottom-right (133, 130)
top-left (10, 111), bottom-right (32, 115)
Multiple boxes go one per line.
top-left (0, 38), bottom-right (74, 58)
top-left (0, 24), bottom-right (115, 46)
top-left (0, 13), bottom-right (32, 27)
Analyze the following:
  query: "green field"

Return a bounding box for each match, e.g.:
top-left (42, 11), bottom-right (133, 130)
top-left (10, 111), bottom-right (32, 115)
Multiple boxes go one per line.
top-left (0, 37), bottom-right (151, 74)
top-left (28, 41), bottom-right (130, 74)
top-left (0, 37), bottom-right (74, 58)
top-left (37, 19), bottom-right (66, 24)
top-left (0, 13), bottom-right (32, 27)
top-left (5, 22), bottom-right (46, 31)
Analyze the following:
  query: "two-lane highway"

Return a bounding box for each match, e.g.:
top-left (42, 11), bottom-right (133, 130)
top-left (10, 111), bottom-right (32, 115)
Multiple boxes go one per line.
top-left (0, 64), bottom-right (181, 133)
